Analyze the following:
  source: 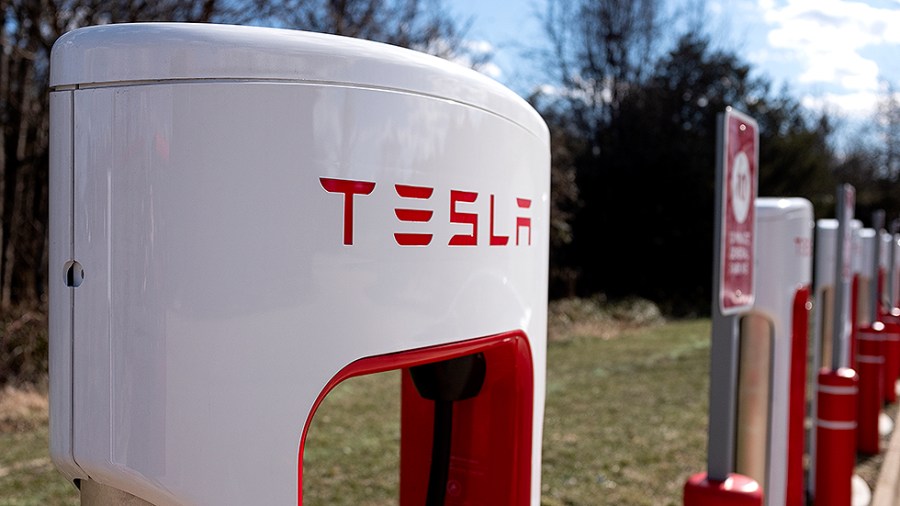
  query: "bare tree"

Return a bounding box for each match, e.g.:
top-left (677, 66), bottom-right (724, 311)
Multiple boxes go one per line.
top-left (877, 79), bottom-right (900, 181)
top-left (0, 0), bottom-right (245, 311)
top-left (0, 0), bottom-right (473, 312)
top-left (539, 0), bottom-right (663, 131)
top-left (254, 0), bottom-right (474, 61)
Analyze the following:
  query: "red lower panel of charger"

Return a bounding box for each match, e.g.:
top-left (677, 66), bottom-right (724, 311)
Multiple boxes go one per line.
top-left (296, 331), bottom-right (534, 506)
top-left (400, 332), bottom-right (534, 506)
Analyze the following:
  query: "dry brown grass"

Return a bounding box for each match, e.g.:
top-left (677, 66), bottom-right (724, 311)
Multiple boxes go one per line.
top-left (548, 296), bottom-right (665, 341)
top-left (0, 384), bottom-right (49, 432)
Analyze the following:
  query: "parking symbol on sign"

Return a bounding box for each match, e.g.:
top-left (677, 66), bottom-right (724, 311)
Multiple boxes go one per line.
top-left (731, 151), bottom-right (751, 224)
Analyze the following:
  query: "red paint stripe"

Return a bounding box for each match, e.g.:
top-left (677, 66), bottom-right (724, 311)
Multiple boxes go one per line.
top-left (395, 209), bottom-right (433, 222)
top-left (516, 198), bottom-right (531, 208)
top-left (320, 177), bottom-right (375, 194)
top-left (396, 184), bottom-right (434, 199)
top-left (394, 233), bottom-right (433, 246)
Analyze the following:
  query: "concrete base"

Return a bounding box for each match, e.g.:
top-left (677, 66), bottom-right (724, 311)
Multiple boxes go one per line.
top-left (872, 407), bottom-right (900, 505)
top-left (880, 412), bottom-right (894, 438)
top-left (852, 474), bottom-right (872, 506)
top-left (80, 480), bottom-right (155, 506)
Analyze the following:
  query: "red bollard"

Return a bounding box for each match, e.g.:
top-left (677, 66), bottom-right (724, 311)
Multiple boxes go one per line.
top-left (814, 368), bottom-right (858, 506)
top-left (684, 472), bottom-right (763, 506)
top-left (855, 327), bottom-right (884, 455)
top-left (787, 288), bottom-right (811, 506)
top-left (882, 328), bottom-right (900, 403)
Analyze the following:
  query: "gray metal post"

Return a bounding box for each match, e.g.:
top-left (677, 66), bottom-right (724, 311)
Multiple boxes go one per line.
top-left (707, 312), bottom-right (740, 481)
top-left (707, 111), bottom-right (737, 481)
top-left (871, 211), bottom-right (885, 323)
top-left (890, 219), bottom-right (899, 311)
top-left (831, 184), bottom-right (854, 370)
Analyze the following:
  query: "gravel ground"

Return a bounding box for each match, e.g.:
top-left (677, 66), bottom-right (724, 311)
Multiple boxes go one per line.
top-left (856, 398), bottom-right (899, 495)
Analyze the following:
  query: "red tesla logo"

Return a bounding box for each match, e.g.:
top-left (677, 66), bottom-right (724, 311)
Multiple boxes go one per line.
top-left (320, 177), bottom-right (533, 247)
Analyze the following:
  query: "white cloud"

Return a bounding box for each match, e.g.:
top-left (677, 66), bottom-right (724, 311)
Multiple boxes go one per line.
top-left (800, 90), bottom-right (879, 117)
top-left (477, 62), bottom-right (503, 80)
top-left (757, 0), bottom-right (900, 98)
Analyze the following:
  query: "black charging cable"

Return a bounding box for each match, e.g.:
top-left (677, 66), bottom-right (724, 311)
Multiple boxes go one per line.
top-left (409, 353), bottom-right (486, 506)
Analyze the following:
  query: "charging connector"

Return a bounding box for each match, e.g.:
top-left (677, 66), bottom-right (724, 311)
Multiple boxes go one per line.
top-left (409, 353), bottom-right (487, 506)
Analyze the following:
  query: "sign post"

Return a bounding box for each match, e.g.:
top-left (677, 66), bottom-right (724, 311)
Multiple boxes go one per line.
top-left (832, 185), bottom-right (856, 370)
top-left (685, 107), bottom-right (762, 506)
top-left (708, 107), bottom-right (759, 481)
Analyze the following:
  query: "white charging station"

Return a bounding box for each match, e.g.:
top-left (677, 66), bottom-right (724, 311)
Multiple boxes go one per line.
top-left (814, 219), bottom-right (851, 371)
top-left (739, 197), bottom-right (812, 506)
top-left (809, 186), bottom-right (859, 506)
top-left (855, 227), bottom-right (877, 330)
top-left (885, 233), bottom-right (900, 308)
top-left (49, 23), bottom-right (550, 505)
top-left (881, 231), bottom-right (895, 314)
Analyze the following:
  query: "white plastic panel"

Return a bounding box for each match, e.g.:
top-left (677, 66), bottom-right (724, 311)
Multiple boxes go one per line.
top-left (49, 24), bottom-right (547, 144)
top-left (816, 220), bottom-right (838, 291)
top-left (857, 228), bottom-right (876, 326)
top-left (881, 231), bottom-right (892, 310)
top-left (71, 87), bottom-right (117, 490)
top-left (815, 219), bottom-right (840, 370)
top-left (69, 80), bottom-right (549, 506)
top-left (851, 220), bottom-right (863, 275)
top-left (48, 89), bottom-right (84, 481)
top-left (893, 234), bottom-right (900, 307)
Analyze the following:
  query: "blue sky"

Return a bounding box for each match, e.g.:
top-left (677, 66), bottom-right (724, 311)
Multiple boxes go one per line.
top-left (449, 0), bottom-right (900, 133)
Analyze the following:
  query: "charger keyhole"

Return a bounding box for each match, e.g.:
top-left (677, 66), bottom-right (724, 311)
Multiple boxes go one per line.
top-left (64, 260), bottom-right (84, 288)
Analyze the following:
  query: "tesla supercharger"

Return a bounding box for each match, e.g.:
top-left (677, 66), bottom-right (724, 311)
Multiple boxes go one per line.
top-left (48, 23), bottom-right (550, 506)
top-left (890, 231), bottom-right (900, 313)
top-left (855, 226), bottom-right (885, 455)
top-left (809, 185), bottom-right (859, 506)
top-left (855, 227), bottom-right (877, 334)
top-left (881, 230), bottom-right (900, 404)
top-left (684, 107), bottom-right (764, 506)
top-left (738, 197), bottom-right (812, 506)
top-left (849, 220), bottom-right (863, 367)
top-left (882, 230), bottom-right (900, 409)
top-left (813, 220), bottom-right (846, 374)
top-left (880, 230), bottom-right (894, 319)
top-left (895, 231), bottom-right (900, 309)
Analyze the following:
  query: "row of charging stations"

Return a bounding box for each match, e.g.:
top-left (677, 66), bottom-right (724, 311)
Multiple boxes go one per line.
top-left (680, 107), bottom-right (900, 506)
top-left (737, 198), bottom-right (813, 506)
top-left (808, 196), bottom-right (900, 505)
top-left (684, 180), bottom-right (900, 506)
top-left (47, 22), bottom-right (900, 506)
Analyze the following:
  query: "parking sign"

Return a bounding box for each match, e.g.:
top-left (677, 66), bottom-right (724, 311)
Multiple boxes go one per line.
top-left (719, 107), bottom-right (758, 315)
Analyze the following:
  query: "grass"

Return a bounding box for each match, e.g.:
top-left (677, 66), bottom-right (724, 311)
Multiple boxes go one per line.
top-left (540, 319), bottom-right (709, 505)
top-left (0, 386), bottom-right (79, 505)
top-left (303, 371), bottom-right (401, 505)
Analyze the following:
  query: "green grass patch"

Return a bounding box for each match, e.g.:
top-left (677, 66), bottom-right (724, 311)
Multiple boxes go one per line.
top-left (541, 319), bottom-right (710, 505)
top-left (0, 425), bottom-right (79, 505)
top-left (303, 371), bottom-right (401, 505)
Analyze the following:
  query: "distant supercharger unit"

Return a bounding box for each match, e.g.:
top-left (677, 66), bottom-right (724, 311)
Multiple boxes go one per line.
top-left (813, 219), bottom-right (853, 371)
top-left (49, 23), bottom-right (550, 505)
top-left (746, 198), bottom-right (813, 506)
top-left (879, 230), bottom-right (899, 316)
